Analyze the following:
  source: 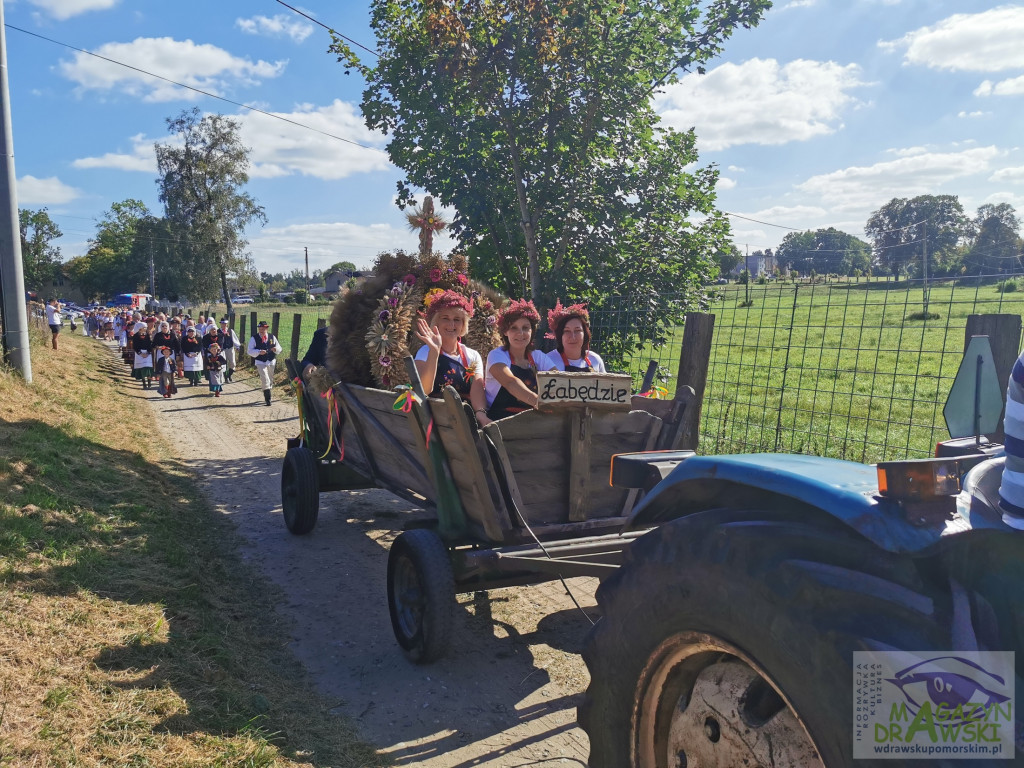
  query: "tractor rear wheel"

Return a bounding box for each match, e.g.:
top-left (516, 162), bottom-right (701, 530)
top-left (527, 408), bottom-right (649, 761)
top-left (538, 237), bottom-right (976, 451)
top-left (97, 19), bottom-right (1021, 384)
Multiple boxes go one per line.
top-left (387, 528), bottom-right (455, 663)
top-left (580, 509), bottom-right (949, 768)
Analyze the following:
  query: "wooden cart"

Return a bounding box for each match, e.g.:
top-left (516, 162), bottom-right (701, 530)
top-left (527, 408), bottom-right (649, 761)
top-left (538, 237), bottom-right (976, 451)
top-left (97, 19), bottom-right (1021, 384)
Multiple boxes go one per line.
top-left (282, 357), bottom-right (694, 662)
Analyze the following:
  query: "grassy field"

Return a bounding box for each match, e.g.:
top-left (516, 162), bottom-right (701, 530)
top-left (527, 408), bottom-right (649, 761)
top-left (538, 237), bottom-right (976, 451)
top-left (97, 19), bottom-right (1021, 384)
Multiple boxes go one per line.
top-left (618, 277), bottom-right (1024, 463)
top-left (0, 328), bottom-right (383, 767)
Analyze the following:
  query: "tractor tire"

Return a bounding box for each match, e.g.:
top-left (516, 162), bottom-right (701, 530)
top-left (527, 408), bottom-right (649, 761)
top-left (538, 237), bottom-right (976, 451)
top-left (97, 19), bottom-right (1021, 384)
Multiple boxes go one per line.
top-left (281, 446), bottom-right (319, 535)
top-left (387, 528), bottom-right (455, 664)
top-left (580, 509), bottom-right (952, 768)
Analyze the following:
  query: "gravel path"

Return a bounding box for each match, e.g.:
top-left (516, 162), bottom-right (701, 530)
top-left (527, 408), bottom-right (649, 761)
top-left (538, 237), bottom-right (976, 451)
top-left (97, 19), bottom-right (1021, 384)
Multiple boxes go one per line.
top-left (124, 350), bottom-right (596, 766)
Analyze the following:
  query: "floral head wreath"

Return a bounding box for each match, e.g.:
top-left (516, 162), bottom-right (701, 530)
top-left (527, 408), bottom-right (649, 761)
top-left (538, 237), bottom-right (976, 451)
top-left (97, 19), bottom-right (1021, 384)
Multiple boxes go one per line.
top-left (423, 289), bottom-right (475, 319)
top-left (546, 299), bottom-right (589, 332)
top-left (498, 299), bottom-right (541, 335)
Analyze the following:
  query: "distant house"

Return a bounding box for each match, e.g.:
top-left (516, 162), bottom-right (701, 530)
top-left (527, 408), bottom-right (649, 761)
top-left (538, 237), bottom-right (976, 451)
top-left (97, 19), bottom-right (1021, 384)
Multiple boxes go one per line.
top-left (325, 269), bottom-right (364, 293)
top-left (50, 270), bottom-right (87, 304)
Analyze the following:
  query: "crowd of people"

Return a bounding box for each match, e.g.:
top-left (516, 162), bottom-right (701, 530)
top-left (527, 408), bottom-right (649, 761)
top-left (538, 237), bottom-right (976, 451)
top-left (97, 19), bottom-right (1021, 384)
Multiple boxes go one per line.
top-left (411, 290), bottom-right (605, 426)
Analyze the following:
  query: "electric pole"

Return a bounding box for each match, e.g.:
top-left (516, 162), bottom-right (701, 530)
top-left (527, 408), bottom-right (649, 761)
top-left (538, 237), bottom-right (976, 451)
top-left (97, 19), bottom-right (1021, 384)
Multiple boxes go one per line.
top-left (921, 222), bottom-right (929, 316)
top-left (0, 0), bottom-right (32, 382)
top-left (304, 246), bottom-right (309, 303)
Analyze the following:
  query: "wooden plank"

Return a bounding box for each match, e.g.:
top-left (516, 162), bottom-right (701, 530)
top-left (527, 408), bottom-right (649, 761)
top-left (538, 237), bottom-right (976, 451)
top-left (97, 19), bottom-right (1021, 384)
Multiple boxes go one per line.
top-left (483, 425), bottom-right (529, 524)
top-left (537, 371), bottom-right (633, 412)
top-left (676, 313), bottom-right (714, 450)
top-left (656, 386), bottom-right (694, 451)
top-left (631, 396), bottom-right (674, 420)
top-left (238, 316), bottom-right (246, 350)
top-left (250, 311), bottom-right (258, 339)
top-left (290, 313), bottom-right (302, 363)
top-left (568, 408), bottom-right (592, 522)
top-left (271, 311), bottom-right (281, 340)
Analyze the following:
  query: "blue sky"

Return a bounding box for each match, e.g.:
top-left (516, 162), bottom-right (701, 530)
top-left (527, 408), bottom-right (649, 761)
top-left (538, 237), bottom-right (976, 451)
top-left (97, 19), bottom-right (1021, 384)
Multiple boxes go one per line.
top-left (5, 0), bottom-right (1023, 278)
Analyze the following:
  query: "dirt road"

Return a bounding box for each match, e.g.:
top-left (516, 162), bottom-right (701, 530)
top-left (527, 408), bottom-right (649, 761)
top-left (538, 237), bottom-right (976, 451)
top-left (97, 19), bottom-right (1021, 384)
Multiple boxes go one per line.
top-left (126, 352), bottom-right (596, 766)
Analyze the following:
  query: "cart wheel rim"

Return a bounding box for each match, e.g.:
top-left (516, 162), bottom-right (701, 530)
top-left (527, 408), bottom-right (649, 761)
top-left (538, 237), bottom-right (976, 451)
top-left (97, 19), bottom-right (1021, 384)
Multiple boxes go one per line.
top-left (634, 632), bottom-right (824, 768)
top-left (392, 554), bottom-right (426, 641)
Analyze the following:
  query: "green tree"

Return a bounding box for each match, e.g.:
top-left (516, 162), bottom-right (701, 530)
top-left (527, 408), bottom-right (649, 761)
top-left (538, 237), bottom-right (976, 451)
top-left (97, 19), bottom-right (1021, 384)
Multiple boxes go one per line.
top-left (335, 0), bottom-right (771, 364)
top-left (19, 208), bottom-right (62, 293)
top-left (776, 227), bottom-right (871, 276)
top-left (967, 203), bottom-right (1021, 274)
top-left (328, 260), bottom-right (357, 276)
top-left (713, 244), bottom-right (743, 278)
top-left (156, 108), bottom-right (266, 316)
top-left (865, 195), bottom-right (969, 278)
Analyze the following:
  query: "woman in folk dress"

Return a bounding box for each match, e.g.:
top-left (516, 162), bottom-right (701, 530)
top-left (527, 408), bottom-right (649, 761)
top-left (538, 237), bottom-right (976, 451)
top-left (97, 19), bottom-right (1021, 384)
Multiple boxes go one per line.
top-left (205, 342), bottom-right (226, 397)
top-left (180, 326), bottom-right (204, 386)
top-left (131, 324), bottom-right (155, 390)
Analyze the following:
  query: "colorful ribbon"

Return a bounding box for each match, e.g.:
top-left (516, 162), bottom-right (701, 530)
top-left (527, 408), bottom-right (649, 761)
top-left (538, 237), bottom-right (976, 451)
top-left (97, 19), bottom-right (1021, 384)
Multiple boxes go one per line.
top-left (292, 376), bottom-right (307, 447)
top-left (639, 385), bottom-right (669, 400)
top-left (393, 385), bottom-right (417, 413)
top-left (320, 388), bottom-right (344, 461)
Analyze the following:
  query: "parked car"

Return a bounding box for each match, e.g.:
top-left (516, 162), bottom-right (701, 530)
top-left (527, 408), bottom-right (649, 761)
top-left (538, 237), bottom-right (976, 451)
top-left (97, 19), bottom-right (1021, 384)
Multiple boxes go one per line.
top-left (233, 295), bottom-right (254, 304)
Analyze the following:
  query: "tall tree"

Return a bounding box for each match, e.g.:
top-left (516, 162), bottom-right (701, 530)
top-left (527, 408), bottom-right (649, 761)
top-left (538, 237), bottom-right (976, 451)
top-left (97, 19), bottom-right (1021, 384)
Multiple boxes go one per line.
top-left (156, 108), bottom-right (266, 315)
top-left (19, 208), bottom-right (62, 293)
top-left (334, 0), bottom-right (770, 364)
top-left (713, 244), bottom-right (743, 277)
top-left (968, 203), bottom-right (1021, 274)
top-left (776, 227), bottom-right (871, 276)
top-left (865, 195), bottom-right (969, 277)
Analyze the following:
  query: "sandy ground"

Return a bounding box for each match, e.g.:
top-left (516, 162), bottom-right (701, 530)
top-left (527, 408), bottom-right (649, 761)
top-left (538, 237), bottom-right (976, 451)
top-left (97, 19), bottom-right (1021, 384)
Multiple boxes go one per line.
top-left (120, 348), bottom-right (596, 766)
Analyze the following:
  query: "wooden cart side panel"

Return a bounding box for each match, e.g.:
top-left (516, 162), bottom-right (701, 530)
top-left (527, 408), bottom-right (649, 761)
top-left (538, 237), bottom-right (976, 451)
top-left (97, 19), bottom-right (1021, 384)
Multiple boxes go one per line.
top-left (484, 411), bottom-right (572, 525)
top-left (432, 389), bottom-right (513, 541)
top-left (340, 385), bottom-right (433, 499)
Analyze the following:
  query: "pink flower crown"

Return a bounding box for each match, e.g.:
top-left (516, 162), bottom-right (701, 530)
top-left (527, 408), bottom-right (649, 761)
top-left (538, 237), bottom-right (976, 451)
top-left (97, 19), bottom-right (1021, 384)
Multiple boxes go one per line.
top-left (497, 298), bottom-right (541, 333)
top-left (424, 289), bottom-right (475, 318)
top-left (546, 299), bottom-right (589, 331)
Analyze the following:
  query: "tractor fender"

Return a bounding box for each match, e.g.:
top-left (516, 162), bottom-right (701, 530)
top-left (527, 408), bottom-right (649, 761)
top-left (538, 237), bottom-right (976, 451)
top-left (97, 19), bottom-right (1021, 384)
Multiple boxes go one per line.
top-left (626, 453), bottom-right (1011, 555)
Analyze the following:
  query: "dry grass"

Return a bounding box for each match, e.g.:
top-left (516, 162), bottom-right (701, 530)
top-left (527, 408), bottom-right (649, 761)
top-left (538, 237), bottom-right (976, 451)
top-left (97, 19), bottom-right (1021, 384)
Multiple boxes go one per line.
top-left (0, 326), bottom-right (386, 767)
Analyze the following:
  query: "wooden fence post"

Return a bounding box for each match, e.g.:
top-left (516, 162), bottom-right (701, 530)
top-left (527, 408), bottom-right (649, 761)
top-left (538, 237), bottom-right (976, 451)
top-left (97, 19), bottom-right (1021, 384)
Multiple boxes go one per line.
top-left (965, 314), bottom-right (1022, 443)
top-left (675, 312), bottom-right (715, 450)
top-left (290, 313), bottom-right (302, 362)
top-left (250, 311), bottom-right (258, 337)
top-left (271, 311), bottom-right (281, 340)
top-left (238, 316), bottom-right (247, 355)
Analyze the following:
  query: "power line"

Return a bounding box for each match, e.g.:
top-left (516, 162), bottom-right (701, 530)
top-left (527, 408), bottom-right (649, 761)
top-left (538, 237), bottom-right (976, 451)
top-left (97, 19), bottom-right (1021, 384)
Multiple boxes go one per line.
top-left (273, 0), bottom-right (379, 58)
top-left (4, 23), bottom-right (388, 156)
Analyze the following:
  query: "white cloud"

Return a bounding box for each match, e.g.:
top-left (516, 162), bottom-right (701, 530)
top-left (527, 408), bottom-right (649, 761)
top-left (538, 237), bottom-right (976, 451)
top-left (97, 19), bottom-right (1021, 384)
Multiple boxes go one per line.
top-left (17, 175), bottom-right (80, 205)
top-left (247, 220), bottom-right (457, 273)
top-left (27, 0), bottom-right (118, 21)
top-left (58, 37), bottom-right (286, 102)
top-left (238, 101), bottom-right (391, 180)
top-left (236, 14), bottom-right (314, 43)
top-left (72, 133), bottom-right (156, 172)
top-left (880, 6), bottom-right (1024, 72)
top-left (717, 177), bottom-right (737, 190)
top-left (654, 58), bottom-right (868, 151)
top-left (990, 166), bottom-right (1024, 183)
top-left (974, 75), bottom-right (1024, 98)
top-left (796, 146), bottom-right (1002, 212)
top-left (727, 165), bottom-right (745, 172)
top-left (886, 146), bottom-right (929, 157)
top-left (780, 0), bottom-right (816, 9)
top-left (957, 110), bottom-right (989, 118)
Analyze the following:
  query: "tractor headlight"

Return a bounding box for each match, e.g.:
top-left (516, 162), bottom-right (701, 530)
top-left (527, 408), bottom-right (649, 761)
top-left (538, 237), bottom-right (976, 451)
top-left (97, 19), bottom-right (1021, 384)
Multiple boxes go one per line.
top-left (876, 458), bottom-right (965, 500)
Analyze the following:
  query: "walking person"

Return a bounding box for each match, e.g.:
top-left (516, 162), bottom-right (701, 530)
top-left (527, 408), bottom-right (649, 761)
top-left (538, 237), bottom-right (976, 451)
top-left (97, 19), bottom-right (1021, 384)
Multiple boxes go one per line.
top-left (205, 343), bottom-right (226, 398)
top-left (45, 298), bottom-right (62, 350)
top-left (180, 326), bottom-right (204, 386)
top-left (247, 320), bottom-right (282, 406)
top-left (131, 323), bottom-right (155, 390)
top-left (217, 318), bottom-right (240, 382)
top-left (155, 346), bottom-right (178, 398)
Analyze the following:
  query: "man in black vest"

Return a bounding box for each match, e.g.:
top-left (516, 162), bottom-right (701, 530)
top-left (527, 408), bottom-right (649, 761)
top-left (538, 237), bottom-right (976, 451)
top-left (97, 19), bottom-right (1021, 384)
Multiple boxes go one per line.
top-left (247, 320), bottom-right (283, 405)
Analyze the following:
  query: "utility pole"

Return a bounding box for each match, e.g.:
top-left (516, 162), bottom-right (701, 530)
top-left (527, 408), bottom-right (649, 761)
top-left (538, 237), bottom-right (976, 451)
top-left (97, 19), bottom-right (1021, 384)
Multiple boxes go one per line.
top-left (148, 239), bottom-right (155, 300)
top-left (0, 0), bottom-right (31, 382)
top-left (304, 246), bottom-right (310, 304)
top-left (921, 222), bottom-right (929, 316)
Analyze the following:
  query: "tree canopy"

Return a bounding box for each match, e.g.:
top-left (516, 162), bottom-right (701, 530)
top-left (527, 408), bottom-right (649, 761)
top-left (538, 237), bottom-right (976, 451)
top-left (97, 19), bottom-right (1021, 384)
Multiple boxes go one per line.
top-left (156, 108), bottom-right (264, 313)
top-left (20, 208), bottom-right (62, 293)
top-left (334, 0), bottom-right (770, 363)
top-left (967, 203), bottom-right (1021, 274)
top-left (865, 195), bottom-right (969, 277)
top-left (775, 227), bottom-right (871, 276)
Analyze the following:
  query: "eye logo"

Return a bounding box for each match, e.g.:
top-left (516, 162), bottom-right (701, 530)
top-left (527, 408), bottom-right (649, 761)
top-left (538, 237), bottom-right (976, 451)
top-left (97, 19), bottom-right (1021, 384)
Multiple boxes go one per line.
top-left (885, 655), bottom-right (1010, 723)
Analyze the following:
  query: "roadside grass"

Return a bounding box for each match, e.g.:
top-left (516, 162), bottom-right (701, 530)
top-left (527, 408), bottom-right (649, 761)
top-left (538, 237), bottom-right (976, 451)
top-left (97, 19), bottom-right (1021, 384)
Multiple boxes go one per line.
top-left (0, 327), bottom-right (385, 767)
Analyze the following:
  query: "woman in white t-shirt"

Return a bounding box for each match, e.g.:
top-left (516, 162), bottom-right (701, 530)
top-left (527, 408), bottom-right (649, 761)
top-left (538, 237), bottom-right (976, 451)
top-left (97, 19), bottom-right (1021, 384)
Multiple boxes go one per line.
top-left (480, 299), bottom-right (552, 425)
top-left (414, 290), bottom-right (487, 412)
top-left (545, 300), bottom-right (606, 373)
top-left (44, 299), bottom-right (62, 350)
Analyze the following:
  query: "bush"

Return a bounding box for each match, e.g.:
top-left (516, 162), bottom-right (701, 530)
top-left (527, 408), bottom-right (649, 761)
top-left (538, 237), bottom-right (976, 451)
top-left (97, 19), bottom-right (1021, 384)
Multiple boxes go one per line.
top-left (997, 279), bottom-right (1019, 293)
top-left (294, 289), bottom-right (309, 304)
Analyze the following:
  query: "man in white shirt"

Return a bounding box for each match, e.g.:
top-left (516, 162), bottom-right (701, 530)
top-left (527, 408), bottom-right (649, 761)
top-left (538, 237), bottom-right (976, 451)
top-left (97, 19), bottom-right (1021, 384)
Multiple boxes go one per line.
top-left (247, 320), bottom-right (283, 406)
top-left (44, 299), bottom-right (62, 350)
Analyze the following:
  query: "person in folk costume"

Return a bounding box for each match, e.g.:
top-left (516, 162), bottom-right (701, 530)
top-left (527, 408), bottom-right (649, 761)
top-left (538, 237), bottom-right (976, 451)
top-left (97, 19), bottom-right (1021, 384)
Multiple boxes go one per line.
top-left (205, 342), bottom-right (226, 398)
top-left (201, 321), bottom-right (220, 382)
top-left (217, 318), bottom-right (240, 382)
top-left (247, 320), bottom-right (282, 406)
top-left (169, 316), bottom-right (185, 376)
top-left (155, 345), bottom-right (178, 398)
top-left (152, 321), bottom-right (180, 361)
top-left (117, 314), bottom-right (130, 361)
top-left (413, 290), bottom-right (487, 412)
top-left (545, 300), bottom-right (607, 373)
top-left (131, 321), bottom-right (155, 390)
top-left (180, 326), bottom-right (204, 386)
top-left (479, 299), bottom-right (554, 425)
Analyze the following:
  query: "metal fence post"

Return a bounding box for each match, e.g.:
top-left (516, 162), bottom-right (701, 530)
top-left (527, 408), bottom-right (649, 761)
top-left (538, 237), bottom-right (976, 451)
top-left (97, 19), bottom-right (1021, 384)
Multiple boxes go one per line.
top-left (676, 312), bottom-right (715, 450)
top-left (965, 313), bottom-right (1021, 443)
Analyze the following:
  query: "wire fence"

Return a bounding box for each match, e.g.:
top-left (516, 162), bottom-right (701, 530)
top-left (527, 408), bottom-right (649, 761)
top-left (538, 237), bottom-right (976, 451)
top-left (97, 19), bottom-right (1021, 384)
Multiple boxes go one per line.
top-left (592, 275), bottom-right (1024, 463)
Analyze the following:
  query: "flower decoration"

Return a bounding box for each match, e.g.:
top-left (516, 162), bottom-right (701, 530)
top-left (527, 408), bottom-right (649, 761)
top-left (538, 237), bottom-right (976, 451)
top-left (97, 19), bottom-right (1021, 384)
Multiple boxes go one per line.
top-left (429, 268), bottom-right (443, 283)
top-left (402, 274), bottom-right (417, 285)
top-left (379, 355), bottom-right (392, 368)
top-left (378, 309), bottom-right (391, 324)
top-left (456, 274), bottom-right (468, 286)
top-left (546, 299), bottom-right (590, 332)
top-left (497, 298), bottom-right (541, 335)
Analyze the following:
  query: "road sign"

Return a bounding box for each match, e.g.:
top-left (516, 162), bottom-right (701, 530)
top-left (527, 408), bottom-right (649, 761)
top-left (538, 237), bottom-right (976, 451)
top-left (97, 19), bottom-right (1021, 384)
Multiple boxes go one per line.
top-left (943, 335), bottom-right (1003, 439)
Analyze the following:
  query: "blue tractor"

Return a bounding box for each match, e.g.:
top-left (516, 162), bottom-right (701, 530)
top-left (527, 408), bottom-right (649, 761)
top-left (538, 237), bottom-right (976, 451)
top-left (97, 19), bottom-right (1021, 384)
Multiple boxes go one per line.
top-left (580, 338), bottom-right (1023, 767)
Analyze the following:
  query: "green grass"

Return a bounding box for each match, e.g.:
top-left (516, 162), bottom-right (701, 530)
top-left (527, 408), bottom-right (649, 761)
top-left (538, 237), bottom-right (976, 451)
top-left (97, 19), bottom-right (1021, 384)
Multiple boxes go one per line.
top-left (0, 327), bottom-right (384, 767)
top-left (618, 277), bottom-right (1022, 463)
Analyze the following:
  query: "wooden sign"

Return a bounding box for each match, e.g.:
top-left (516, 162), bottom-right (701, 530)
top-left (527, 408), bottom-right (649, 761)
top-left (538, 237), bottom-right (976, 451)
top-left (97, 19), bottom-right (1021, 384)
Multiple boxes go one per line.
top-left (536, 371), bottom-right (633, 412)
